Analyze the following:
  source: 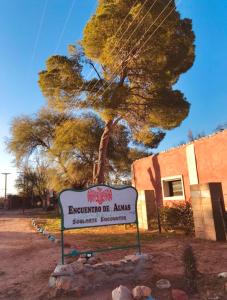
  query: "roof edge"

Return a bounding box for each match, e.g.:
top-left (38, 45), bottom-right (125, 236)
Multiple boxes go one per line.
top-left (133, 129), bottom-right (227, 164)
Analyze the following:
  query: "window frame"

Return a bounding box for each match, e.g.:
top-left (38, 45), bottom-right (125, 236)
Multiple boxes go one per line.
top-left (161, 175), bottom-right (185, 201)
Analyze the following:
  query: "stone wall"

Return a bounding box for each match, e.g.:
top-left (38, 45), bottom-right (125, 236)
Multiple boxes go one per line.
top-left (49, 254), bottom-right (152, 296)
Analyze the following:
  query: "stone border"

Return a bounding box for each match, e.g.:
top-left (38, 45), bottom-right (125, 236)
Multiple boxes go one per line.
top-left (49, 254), bottom-right (153, 296)
top-left (31, 218), bottom-right (61, 245)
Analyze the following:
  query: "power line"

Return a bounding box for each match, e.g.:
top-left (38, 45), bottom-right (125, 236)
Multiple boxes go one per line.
top-left (77, 0), bottom-right (142, 96)
top-left (31, 0), bottom-right (49, 63)
top-left (54, 0), bottom-right (76, 53)
top-left (86, 0), bottom-right (154, 95)
top-left (92, 0), bottom-right (175, 102)
top-left (133, 0), bottom-right (182, 59)
top-left (108, 0), bottom-right (160, 66)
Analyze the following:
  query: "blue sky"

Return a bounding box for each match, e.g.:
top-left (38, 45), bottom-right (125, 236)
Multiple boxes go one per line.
top-left (0, 0), bottom-right (226, 195)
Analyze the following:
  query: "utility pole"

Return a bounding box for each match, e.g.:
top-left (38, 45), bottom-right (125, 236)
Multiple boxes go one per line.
top-left (17, 171), bottom-right (25, 214)
top-left (1, 173), bottom-right (11, 208)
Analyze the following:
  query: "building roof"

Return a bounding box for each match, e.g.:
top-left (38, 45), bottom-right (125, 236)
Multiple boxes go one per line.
top-left (133, 129), bottom-right (227, 163)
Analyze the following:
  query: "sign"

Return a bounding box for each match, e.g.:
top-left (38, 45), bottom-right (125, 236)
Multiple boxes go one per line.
top-left (58, 185), bottom-right (140, 265)
top-left (59, 185), bottom-right (138, 229)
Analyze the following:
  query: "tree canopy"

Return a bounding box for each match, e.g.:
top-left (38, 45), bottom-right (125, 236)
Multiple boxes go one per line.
top-left (38, 0), bottom-right (195, 183)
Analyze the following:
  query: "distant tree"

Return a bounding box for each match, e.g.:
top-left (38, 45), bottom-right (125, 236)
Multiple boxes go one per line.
top-left (187, 129), bottom-right (194, 142)
top-left (215, 122), bottom-right (227, 132)
top-left (16, 162), bottom-right (49, 209)
top-left (187, 130), bottom-right (205, 142)
top-left (6, 108), bottom-right (68, 165)
top-left (176, 140), bottom-right (186, 146)
top-left (39, 0), bottom-right (195, 183)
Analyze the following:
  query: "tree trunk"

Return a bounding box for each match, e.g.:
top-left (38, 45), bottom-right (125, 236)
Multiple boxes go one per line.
top-left (95, 120), bottom-right (113, 184)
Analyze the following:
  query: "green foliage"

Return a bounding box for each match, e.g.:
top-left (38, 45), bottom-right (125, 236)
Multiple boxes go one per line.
top-left (182, 244), bottom-right (198, 294)
top-left (7, 106), bottom-right (149, 189)
top-left (6, 108), bottom-right (68, 164)
top-left (37, 0), bottom-right (195, 182)
top-left (160, 202), bottom-right (194, 235)
top-left (39, 55), bottom-right (83, 110)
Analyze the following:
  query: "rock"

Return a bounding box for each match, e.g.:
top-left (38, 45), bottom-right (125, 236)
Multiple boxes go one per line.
top-left (218, 272), bottom-right (227, 278)
top-left (125, 255), bottom-right (141, 263)
top-left (77, 257), bottom-right (87, 264)
top-left (48, 276), bottom-right (56, 288)
top-left (56, 276), bottom-right (72, 290)
top-left (112, 261), bottom-right (123, 268)
top-left (53, 264), bottom-right (73, 276)
top-left (88, 257), bottom-right (98, 265)
top-left (93, 262), bottom-right (106, 268)
top-left (49, 253), bottom-right (153, 296)
top-left (156, 279), bottom-right (171, 289)
top-left (132, 285), bottom-right (152, 299)
top-left (48, 235), bottom-right (55, 241)
top-left (112, 285), bottom-right (133, 300)
top-left (172, 289), bottom-right (189, 300)
top-left (137, 253), bottom-right (150, 261)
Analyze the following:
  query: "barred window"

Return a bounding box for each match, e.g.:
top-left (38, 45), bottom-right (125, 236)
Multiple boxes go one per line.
top-left (161, 175), bottom-right (185, 200)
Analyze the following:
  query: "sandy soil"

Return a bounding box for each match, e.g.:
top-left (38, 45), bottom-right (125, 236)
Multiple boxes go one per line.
top-left (1, 209), bottom-right (227, 300)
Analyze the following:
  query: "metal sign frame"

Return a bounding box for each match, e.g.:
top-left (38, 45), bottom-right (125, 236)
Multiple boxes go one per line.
top-left (58, 184), bottom-right (141, 264)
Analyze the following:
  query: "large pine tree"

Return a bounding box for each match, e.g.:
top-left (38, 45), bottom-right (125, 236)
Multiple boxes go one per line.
top-left (39, 0), bottom-right (195, 183)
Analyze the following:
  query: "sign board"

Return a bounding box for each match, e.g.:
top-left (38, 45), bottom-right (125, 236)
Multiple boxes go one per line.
top-left (58, 185), bottom-right (140, 264)
top-left (59, 185), bottom-right (138, 229)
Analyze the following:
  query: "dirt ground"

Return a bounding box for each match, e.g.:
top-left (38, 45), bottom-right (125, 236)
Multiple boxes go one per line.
top-left (1, 209), bottom-right (227, 300)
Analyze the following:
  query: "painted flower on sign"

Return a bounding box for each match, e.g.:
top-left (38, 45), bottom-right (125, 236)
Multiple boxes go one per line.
top-left (87, 188), bottom-right (112, 205)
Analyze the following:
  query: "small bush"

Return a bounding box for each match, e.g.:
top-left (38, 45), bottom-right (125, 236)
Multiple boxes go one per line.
top-left (160, 202), bottom-right (194, 235)
top-left (183, 244), bottom-right (198, 294)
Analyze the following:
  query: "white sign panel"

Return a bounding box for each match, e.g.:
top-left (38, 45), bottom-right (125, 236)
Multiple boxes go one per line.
top-left (59, 185), bottom-right (138, 229)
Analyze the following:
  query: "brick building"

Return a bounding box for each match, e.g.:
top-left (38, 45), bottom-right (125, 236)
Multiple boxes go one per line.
top-left (132, 130), bottom-right (227, 212)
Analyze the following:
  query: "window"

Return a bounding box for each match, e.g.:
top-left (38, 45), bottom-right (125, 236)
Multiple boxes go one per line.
top-left (161, 175), bottom-right (185, 200)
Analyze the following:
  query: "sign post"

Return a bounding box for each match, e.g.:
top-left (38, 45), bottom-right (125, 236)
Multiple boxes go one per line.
top-left (58, 185), bottom-right (140, 264)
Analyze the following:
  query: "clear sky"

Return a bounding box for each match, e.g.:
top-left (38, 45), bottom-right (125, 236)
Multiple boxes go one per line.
top-left (0, 0), bottom-right (226, 195)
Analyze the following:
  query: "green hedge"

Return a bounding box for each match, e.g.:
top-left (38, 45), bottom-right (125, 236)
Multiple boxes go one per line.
top-left (160, 202), bottom-right (194, 235)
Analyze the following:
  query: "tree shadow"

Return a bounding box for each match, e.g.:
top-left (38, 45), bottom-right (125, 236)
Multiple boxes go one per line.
top-left (147, 154), bottom-right (162, 206)
top-left (147, 154), bottom-right (162, 232)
